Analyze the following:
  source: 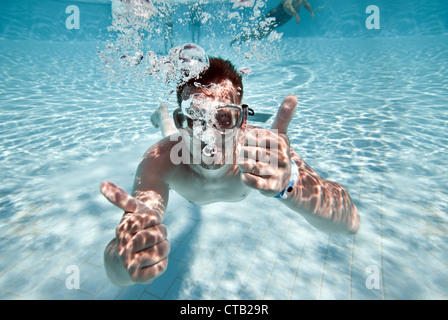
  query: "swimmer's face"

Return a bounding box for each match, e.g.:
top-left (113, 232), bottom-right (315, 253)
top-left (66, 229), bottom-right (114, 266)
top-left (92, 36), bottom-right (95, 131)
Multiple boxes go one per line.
top-left (179, 80), bottom-right (242, 170)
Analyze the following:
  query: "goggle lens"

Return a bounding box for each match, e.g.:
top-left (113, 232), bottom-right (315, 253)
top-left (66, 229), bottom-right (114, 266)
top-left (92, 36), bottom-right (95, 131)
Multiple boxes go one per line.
top-left (174, 105), bottom-right (245, 133)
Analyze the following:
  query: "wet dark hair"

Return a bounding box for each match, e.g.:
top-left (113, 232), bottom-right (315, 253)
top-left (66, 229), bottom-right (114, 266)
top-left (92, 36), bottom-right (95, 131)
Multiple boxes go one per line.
top-left (176, 57), bottom-right (243, 106)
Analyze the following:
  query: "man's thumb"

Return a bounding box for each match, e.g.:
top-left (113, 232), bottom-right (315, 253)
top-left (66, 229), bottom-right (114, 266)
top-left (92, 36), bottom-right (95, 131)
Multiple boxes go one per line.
top-left (271, 95), bottom-right (297, 135)
top-left (100, 181), bottom-right (144, 213)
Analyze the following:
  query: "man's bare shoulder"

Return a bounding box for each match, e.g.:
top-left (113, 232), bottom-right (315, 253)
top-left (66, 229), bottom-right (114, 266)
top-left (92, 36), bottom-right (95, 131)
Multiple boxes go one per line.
top-left (141, 133), bottom-right (181, 162)
top-left (135, 133), bottom-right (183, 179)
top-left (133, 133), bottom-right (185, 193)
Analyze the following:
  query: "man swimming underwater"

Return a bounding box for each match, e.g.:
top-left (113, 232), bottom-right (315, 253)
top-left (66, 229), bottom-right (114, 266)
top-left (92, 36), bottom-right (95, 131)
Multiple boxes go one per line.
top-left (231, 0), bottom-right (316, 45)
top-left (100, 57), bottom-right (359, 286)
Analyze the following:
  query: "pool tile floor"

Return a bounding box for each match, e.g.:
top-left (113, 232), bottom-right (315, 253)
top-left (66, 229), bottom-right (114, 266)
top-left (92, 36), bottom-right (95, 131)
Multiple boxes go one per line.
top-left (1, 184), bottom-right (447, 300)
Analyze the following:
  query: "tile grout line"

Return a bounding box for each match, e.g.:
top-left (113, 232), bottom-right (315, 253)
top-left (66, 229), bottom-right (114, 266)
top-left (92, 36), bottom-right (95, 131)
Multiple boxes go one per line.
top-left (379, 181), bottom-right (386, 299)
top-left (236, 205), bottom-right (279, 299)
top-left (349, 160), bottom-right (365, 300)
top-left (149, 218), bottom-right (202, 300)
top-left (317, 233), bottom-right (331, 300)
top-left (207, 204), bottom-right (267, 299)
top-left (348, 233), bottom-right (357, 300)
top-left (208, 222), bottom-right (246, 299)
top-left (261, 209), bottom-right (294, 299)
top-left (289, 224), bottom-right (310, 299)
top-left (192, 211), bottom-right (255, 299)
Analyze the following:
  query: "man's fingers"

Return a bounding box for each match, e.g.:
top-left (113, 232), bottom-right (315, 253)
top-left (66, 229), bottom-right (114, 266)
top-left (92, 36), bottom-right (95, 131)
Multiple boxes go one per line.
top-left (100, 181), bottom-right (145, 213)
top-left (239, 160), bottom-right (277, 177)
top-left (126, 240), bottom-right (170, 275)
top-left (137, 240), bottom-right (171, 269)
top-left (240, 172), bottom-right (268, 190)
top-left (240, 145), bottom-right (272, 163)
top-left (244, 129), bottom-right (281, 149)
top-left (271, 95), bottom-right (297, 134)
top-left (129, 225), bottom-right (168, 253)
top-left (129, 257), bottom-right (169, 283)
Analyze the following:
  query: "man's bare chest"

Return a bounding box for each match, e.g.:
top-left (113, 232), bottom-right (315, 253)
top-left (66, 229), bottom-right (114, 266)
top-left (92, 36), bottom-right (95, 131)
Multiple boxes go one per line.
top-left (169, 170), bottom-right (250, 205)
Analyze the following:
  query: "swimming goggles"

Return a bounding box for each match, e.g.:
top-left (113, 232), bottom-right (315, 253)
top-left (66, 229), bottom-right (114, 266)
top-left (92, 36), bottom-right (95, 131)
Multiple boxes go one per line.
top-left (173, 103), bottom-right (254, 135)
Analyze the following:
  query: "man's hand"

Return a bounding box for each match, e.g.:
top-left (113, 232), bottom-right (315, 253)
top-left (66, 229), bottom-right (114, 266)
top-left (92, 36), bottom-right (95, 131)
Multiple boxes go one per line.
top-left (239, 95), bottom-right (297, 197)
top-left (100, 181), bottom-right (170, 284)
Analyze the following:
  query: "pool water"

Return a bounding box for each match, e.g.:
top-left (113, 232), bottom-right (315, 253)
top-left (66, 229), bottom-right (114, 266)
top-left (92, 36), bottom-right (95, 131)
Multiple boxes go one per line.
top-left (0, 0), bottom-right (447, 300)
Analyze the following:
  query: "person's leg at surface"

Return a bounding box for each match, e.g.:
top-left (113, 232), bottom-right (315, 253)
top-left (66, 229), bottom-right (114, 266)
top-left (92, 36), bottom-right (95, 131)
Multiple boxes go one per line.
top-left (150, 103), bottom-right (178, 137)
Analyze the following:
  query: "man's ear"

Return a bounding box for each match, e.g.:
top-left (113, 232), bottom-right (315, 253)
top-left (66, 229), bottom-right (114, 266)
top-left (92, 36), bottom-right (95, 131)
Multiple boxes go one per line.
top-left (172, 108), bottom-right (181, 129)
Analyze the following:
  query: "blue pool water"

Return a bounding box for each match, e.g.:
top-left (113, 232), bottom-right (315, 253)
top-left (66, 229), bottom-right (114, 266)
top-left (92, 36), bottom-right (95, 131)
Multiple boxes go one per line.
top-left (0, 0), bottom-right (447, 300)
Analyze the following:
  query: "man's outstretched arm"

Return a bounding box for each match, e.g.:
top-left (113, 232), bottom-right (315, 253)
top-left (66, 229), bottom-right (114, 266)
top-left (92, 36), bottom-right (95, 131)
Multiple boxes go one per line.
top-left (282, 150), bottom-right (360, 234)
top-left (101, 142), bottom-right (172, 286)
top-left (239, 95), bottom-right (360, 234)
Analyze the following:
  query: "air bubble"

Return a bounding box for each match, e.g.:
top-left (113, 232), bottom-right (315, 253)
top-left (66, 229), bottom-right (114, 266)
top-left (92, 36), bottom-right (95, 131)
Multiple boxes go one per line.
top-left (202, 144), bottom-right (217, 157)
top-left (237, 66), bottom-right (253, 75)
